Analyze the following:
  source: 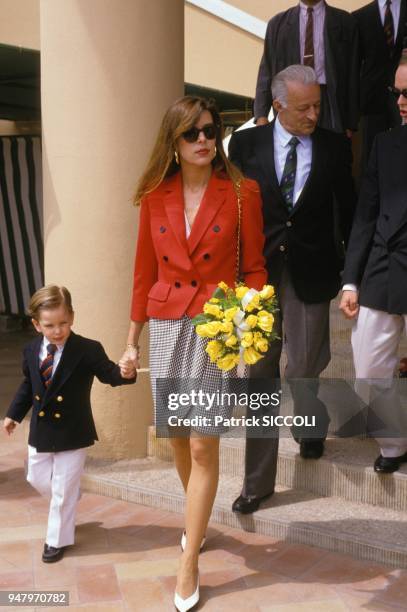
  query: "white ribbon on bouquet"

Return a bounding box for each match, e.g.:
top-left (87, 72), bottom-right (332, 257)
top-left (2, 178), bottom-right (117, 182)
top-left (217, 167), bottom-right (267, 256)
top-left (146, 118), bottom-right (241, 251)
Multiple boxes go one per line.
top-left (232, 288), bottom-right (259, 377)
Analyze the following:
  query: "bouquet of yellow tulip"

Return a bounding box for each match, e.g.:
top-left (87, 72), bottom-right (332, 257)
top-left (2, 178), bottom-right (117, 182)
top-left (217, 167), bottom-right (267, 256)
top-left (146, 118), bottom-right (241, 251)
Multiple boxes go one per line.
top-left (192, 282), bottom-right (278, 373)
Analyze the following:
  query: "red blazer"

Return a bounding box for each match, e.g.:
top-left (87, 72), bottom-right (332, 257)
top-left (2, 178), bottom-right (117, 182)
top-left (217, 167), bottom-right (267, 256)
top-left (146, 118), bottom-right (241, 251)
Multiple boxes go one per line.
top-left (131, 171), bottom-right (267, 321)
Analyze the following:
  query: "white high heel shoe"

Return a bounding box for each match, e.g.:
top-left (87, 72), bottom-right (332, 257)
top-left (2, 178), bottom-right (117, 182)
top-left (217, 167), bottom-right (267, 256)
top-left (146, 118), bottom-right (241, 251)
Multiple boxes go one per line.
top-left (180, 531), bottom-right (206, 553)
top-left (174, 574), bottom-right (199, 612)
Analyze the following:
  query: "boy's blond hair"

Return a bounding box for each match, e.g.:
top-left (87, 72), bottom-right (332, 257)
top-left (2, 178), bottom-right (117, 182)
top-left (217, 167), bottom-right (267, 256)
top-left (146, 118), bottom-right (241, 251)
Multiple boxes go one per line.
top-left (28, 285), bottom-right (73, 319)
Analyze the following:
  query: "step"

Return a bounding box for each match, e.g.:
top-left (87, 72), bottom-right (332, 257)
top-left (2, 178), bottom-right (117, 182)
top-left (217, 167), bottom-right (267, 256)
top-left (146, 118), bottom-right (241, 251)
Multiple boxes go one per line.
top-left (81, 455), bottom-right (407, 569)
top-left (148, 427), bottom-right (407, 513)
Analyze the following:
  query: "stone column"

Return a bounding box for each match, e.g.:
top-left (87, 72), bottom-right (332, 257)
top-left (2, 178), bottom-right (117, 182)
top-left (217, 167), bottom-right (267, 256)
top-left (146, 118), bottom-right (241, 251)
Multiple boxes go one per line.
top-left (40, 0), bottom-right (184, 458)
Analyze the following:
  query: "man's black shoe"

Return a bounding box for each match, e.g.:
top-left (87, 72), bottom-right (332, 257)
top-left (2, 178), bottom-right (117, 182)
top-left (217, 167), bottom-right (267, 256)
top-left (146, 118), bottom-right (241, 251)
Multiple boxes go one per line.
top-left (374, 452), bottom-right (407, 474)
top-left (42, 544), bottom-right (65, 563)
top-left (232, 494), bottom-right (272, 514)
top-left (299, 439), bottom-right (324, 459)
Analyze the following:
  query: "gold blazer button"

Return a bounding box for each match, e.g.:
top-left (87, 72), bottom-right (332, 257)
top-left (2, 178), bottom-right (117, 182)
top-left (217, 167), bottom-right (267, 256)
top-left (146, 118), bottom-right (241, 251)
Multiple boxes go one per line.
top-left (54, 413), bottom-right (61, 419)
top-left (38, 411), bottom-right (45, 417)
top-left (35, 395), bottom-right (40, 401)
top-left (57, 396), bottom-right (63, 402)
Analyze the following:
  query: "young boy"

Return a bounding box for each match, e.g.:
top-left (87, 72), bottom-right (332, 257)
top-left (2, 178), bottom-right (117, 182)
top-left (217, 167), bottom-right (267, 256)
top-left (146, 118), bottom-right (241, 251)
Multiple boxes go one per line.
top-left (3, 285), bottom-right (136, 563)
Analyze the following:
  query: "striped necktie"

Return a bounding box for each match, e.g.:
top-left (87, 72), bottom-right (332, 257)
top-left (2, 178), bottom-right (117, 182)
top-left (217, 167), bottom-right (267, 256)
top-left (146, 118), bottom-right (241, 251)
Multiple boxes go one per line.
top-left (280, 137), bottom-right (300, 213)
top-left (40, 343), bottom-right (57, 387)
top-left (304, 7), bottom-right (314, 68)
top-left (384, 0), bottom-right (395, 51)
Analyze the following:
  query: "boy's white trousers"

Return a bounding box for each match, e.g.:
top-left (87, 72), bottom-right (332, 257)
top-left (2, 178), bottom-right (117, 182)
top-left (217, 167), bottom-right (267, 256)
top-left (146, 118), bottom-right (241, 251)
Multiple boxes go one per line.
top-left (27, 445), bottom-right (88, 547)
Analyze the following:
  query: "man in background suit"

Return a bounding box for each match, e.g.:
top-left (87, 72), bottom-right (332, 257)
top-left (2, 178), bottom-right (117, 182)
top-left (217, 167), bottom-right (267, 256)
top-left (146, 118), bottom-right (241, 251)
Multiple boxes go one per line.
top-left (353, 0), bottom-right (406, 169)
top-left (254, 0), bottom-right (359, 136)
top-left (340, 57), bottom-right (407, 474)
top-left (229, 65), bottom-right (356, 514)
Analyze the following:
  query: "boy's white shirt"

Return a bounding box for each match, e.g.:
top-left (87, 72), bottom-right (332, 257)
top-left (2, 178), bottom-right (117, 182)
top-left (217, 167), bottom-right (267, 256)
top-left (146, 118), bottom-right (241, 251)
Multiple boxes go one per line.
top-left (39, 338), bottom-right (66, 376)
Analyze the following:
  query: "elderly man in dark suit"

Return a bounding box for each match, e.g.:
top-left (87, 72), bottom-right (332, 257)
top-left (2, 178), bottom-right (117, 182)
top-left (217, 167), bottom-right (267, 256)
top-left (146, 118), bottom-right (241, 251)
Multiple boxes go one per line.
top-left (229, 65), bottom-right (357, 514)
top-left (340, 57), bottom-right (407, 474)
top-left (353, 0), bottom-right (407, 169)
top-left (254, 0), bottom-right (359, 136)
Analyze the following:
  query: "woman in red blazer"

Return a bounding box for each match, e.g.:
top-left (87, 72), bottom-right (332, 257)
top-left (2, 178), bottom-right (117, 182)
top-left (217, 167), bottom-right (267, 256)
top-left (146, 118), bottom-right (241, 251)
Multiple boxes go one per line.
top-left (121, 96), bottom-right (266, 611)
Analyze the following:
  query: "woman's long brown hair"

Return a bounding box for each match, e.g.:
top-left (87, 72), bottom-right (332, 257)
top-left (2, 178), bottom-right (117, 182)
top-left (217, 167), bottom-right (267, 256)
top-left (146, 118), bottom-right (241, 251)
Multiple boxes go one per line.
top-left (133, 96), bottom-right (242, 205)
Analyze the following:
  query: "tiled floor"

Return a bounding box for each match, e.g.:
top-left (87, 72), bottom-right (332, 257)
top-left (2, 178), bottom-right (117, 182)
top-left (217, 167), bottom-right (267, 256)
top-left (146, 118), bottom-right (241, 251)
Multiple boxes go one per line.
top-left (0, 427), bottom-right (407, 611)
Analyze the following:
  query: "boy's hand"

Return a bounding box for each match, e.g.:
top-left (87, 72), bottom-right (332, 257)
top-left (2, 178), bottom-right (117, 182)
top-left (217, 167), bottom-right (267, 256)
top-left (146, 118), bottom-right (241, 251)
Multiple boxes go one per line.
top-left (119, 353), bottom-right (138, 379)
top-left (3, 417), bottom-right (18, 435)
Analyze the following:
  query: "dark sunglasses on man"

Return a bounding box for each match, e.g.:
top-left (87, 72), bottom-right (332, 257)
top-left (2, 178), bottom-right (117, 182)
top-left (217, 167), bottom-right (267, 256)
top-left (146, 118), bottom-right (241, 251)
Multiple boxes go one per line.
top-left (388, 85), bottom-right (407, 99)
top-left (181, 124), bottom-right (217, 143)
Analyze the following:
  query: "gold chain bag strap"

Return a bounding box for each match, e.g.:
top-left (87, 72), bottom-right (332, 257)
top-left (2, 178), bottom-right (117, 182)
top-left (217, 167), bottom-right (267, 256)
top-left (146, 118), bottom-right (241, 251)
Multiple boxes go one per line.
top-left (235, 179), bottom-right (242, 284)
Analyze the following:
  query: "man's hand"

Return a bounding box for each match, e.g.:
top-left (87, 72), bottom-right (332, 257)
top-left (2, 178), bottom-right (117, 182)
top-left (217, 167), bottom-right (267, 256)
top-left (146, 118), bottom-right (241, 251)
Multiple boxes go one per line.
top-left (3, 417), bottom-right (18, 435)
top-left (256, 117), bottom-right (269, 126)
top-left (339, 290), bottom-right (359, 319)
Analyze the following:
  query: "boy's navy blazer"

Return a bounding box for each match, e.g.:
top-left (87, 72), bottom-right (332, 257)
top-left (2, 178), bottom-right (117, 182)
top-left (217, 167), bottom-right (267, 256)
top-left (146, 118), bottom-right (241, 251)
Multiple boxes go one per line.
top-left (7, 332), bottom-right (135, 452)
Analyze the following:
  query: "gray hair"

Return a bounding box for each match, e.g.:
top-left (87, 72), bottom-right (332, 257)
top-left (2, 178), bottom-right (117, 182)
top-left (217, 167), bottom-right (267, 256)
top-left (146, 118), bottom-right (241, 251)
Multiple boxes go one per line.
top-left (272, 65), bottom-right (318, 107)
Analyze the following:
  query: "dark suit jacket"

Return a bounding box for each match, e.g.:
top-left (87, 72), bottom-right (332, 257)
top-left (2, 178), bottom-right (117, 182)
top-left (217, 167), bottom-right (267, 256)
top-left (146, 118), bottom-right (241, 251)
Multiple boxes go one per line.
top-left (229, 121), bottom-right (356, 303)
top-left (254, 4), bottom-right (359, 132)
top-left (353, 0), bottom-right (407, 115)
top-left (342, 126), bottom-right (407, 314)
top-left (7, 332), bottom-right (136, 452)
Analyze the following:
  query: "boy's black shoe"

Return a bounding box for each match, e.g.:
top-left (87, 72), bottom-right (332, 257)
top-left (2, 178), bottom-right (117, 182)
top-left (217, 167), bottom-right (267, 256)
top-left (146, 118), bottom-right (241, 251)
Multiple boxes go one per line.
top-left (42, 544), bottom-right (65, 563)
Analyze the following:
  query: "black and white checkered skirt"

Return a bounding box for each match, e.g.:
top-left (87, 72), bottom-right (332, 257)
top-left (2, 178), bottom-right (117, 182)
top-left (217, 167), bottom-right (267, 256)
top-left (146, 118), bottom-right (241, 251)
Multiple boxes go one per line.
top-left (149, 316), bottom-right (247, 436)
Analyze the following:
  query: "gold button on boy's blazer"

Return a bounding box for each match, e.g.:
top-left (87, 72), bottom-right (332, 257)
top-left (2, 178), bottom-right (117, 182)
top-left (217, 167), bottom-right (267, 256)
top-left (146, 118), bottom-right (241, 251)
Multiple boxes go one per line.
top-left (35, 395), bottom-right (40, 401)
top-left (54, 413), bottom-right (61, 419)
top-left (57, 396), bottom-right (63, 402)
top-left (38, 411), bottom-right (45, 417)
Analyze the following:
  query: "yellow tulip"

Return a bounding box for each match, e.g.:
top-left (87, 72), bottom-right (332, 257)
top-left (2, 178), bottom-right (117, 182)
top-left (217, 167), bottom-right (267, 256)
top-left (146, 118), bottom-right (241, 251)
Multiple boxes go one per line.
top-left (225, 334), bottom-right (238, 347)
top-left (244, 293), bottom-right (261, 312)
top-left (241, 332), bottom-right (253, 348)
top-left (245, 314), bottom-right (258, 329)
top-left (206, 340), bottom-right (224, 362)
top-left (257, 311), bottom-right (274, 333)
top-left (243, 346), bottom-right (263, 365)
top-left (196, 321), bottom-right (222, 337)
top-left (209, 297), bottom-right (220, 304)
top-left (217, 352), bottom-right (240, 371)
top-left (235, 286), bottom-right (249, 299)
top-left (224, 306), bottom-right (238, 321)
top-left (218, 281), bottom-right (229, 292)
top-left (259, 285), bottom-right (275, 300)
top-left (203, 303), bottom-right (223, 319)
top-left (254, 336), bottom-right (269, 353)
top-left (220, 321), bottom-right (234, 334)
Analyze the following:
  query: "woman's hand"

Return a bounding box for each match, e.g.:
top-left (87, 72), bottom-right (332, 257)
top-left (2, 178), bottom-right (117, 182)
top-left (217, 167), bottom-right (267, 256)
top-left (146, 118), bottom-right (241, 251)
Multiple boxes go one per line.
top-left (119, 346), bottom-right (140, 378)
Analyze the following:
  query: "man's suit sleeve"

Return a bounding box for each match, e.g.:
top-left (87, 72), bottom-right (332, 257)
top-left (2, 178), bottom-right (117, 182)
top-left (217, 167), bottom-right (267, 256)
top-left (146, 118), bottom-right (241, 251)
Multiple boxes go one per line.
top-left (240, 182), bottom-right (267, 290)
top-left (89, 341), bottom-right (136, 386)
top-left (253, 19), bottom-right (275, 121)
top-left (346, 14), bottom-right (360, 131)
top-left (228, 132), bottom-right (243, 171)
top-left (342, 137), bottom-right (380, 285)
top-left (332, 134), bottom-right (357, 246)
top-left (6, 351), bottom-right (33, 422)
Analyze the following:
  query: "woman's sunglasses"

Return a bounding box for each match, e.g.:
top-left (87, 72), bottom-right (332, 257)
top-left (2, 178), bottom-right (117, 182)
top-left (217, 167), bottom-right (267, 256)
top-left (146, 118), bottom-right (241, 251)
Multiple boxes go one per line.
top-left (181, 124), bottom-right (217, 143)
top-left (388, 86), bottom-right (407, 99)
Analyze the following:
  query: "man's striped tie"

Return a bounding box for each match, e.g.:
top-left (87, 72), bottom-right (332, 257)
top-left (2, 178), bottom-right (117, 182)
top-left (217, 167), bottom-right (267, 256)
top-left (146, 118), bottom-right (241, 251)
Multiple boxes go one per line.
top-left (304, 7), bottom-right (314, 68)
top-left (40, 344), bottom-right (57, 387)
top-left (384, 0), bottom-right (395, 52)
top-left (280, 137), bottom-right (300, 213)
